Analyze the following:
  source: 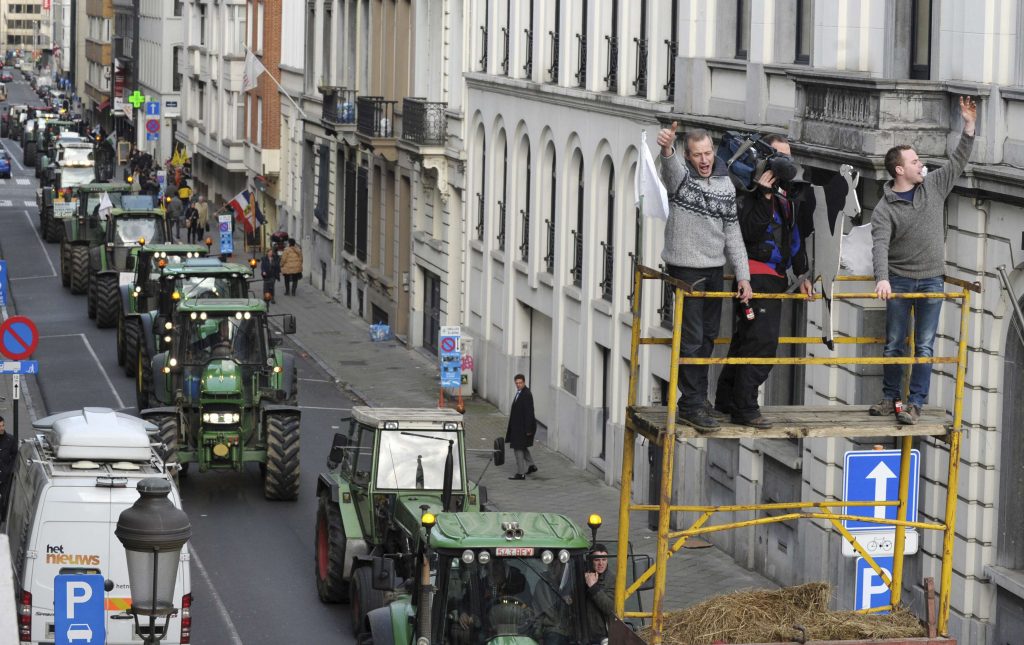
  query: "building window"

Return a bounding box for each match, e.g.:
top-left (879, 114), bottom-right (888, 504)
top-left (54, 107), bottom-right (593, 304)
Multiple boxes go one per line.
top-left (173, 46), bottom-right (182, 91)
top-left (604, 0), bottom-right (619, 92)
top-left (356, 165), bottom-right (368, 261)
top-left (256, 96), bottom-right (263, 147)
top-left (199, 4), bottom-right (207, 47)
top-left (497, 137), bottom-right (508, 251)
top-left (315, 144), bottom-right (330, 226)
top-left (197, 81), bottom-right (206, 120)
top-left (322, 1), bottom-right (332, 82)
top-left (174, 1), bottom-right (183, 18)
top-left (500, 0), bottom-right (510, 75)
top-left (795, 0), bottom-right (811, 64)
top-left (344, 155), bottom-right (357, 253)
top-left (305, 2), bottom-right (316, 89)
top-left (735, 0), bottom-right (750, 60)
top-left (236, 93), bottom-right (245, 139)
top-left (910, 0), bottom-right (932, 79)
top-left (257, 1), bottom-right (265, 52)
top-left (479, 0), bottom-right (489, 71)
top-left (519, 143), bottom-right (532, 262)
top-left (575, 0), bottom-right (587, 87)
top-left (523, 0), bottom-right (534, 78)
top-left (245, 94), bottom-right (251, 140)
top-left (664, 0), bottom-right (678, 101)
top-left (475, 131), bottom-right (486, 241)
top-left (547, 0), bottom-right (560, 83)
top-left (600, 163), bottom-right (615, 301)
top-left (632, 0), bottom-right (648, 96)
top-left (571, 153), bottom-right (584, 287)
top-left (544, 146), bottom-right (556, 274)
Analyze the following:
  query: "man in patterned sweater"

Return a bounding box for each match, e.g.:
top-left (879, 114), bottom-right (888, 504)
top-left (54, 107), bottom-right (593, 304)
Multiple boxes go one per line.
top-left (657, 122), bottom-right (752, 432)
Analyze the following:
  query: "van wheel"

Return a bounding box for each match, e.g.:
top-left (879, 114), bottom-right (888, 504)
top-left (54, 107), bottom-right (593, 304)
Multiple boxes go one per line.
top-left (315, 491), bottom-right (349, 603)
top-left (143, 413), bottom-right (179, 464)
top-left (263, 412), bottom-right (300, 500)
top-left (351, 566), bottom-right (385, 638)
top-left (69, 246), bottom-right (89, 294)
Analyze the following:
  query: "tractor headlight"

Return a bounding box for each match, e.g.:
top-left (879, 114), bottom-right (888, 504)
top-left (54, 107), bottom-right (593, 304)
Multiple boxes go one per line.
top-left (168, 358), bottom-right (178, 367)
top-left (558, 549), bottom-right (570, 564)
top-left (461, 550), bottom-right (475, 564)
top-left (477, 551), bottom-right (491, 564)
top-left (164, 322), bottom-right (173, 330)
top-left (235, 312), bottom-right (242, 319)
top-left (190, 312), bottom-right (197, 320)
top-left (202, 410), bottom-right (242, 424)
top-left (164, 335), bottom-right (172, 343)
top-left (541, 550), bottom-right (554, 565)
top-left (199, 313), bottom-right (207, 320)
top-left (243, 312), bottom-right (251, 320)
top-left (273, 366), bottom-right (282, 374)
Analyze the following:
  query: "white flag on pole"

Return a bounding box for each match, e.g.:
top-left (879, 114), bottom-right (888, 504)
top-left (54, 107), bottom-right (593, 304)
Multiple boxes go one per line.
top-left (635, 130), bottom-right (669, 221)
top-left (242, 49), bottom-right (267, 92)
top-left (98, 192), bottom-right (114, 221)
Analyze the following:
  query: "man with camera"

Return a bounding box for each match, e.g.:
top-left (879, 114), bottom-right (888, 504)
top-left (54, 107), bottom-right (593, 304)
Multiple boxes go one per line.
top-left (714, 134), bottom-right (814, 429)
top-left (582, 545), bottom-right (614, 643)
top-left (657, 122), bottom-right (752, 433)
top-left (870, 96), bottom-right (976, 424)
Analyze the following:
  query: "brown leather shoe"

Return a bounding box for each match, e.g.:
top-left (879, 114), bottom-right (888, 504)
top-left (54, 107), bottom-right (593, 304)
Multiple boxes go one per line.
top-left (732, 415), bottom-right (773, 430)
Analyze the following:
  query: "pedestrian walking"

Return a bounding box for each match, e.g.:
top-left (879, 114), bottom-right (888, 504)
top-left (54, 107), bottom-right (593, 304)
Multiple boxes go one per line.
top-left (505, 374), bottom-right (537, 480)
top-left (869, 96), bottom-right (977, 425)
top-left (196, 195), bottom-right (209, 235)
top-left (166, 194), bottom-right (184, 240)
top-left (260, 246), bottom-right (280, 305)
top-left (184, 199), bottom-right (200, 244)
top-left (280, 239), bottom-right (303, 295)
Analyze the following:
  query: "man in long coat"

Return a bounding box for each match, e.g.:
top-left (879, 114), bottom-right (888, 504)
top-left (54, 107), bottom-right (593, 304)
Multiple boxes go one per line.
top-left (505, 374), bottom-right (538, 480)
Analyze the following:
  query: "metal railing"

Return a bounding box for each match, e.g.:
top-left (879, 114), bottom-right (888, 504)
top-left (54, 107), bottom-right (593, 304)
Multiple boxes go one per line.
top-left (604, 35), bottom-right (619, 91)
top-left (658, 264), bottom-right (673, 328)
top-left (575, 34), bottom-right (587, 87)
top-left (544, 218), bottom-right (555, 274)
top-left (479, 26), bottom-right (488, 71)
top-left (322, 87), bottom-right (357, 125)
top-left (519, 209), bottom-right (530, 262)
top-left (571, 229), bottom-right (583, 287)
top-left (523, 29), bottom-right (534, 77)
top-left (475, 192), bottom-right (485, 241)
top-left (402, 97), bottom-right (447, 146)
top-left (356, 96), bottom-right (396, 138)
top-left (663, 39), bottom-right (678, 101)
top-left (547, 31), bottom-right (560, 82)
top-left (632, 38), bottom-right (648, 96)
top-left (600, 242), bottom-right (614, 301)
top-left (501, 27), bottom-right (510, 75)
top-left (496, 200), bottom-right (507, 251)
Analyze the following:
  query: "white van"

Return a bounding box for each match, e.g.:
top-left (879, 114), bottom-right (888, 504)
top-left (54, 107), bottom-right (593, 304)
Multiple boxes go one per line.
top-left (2, 408), bottom-right (192, 644)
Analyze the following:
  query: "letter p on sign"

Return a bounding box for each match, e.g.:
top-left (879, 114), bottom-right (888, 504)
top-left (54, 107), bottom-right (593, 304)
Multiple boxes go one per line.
top-left (66, 581), bottom-right (92, 619)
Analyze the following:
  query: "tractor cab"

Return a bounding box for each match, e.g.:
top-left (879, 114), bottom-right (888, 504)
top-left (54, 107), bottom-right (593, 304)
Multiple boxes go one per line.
top-left (103, 208), bottom-right (171, 268)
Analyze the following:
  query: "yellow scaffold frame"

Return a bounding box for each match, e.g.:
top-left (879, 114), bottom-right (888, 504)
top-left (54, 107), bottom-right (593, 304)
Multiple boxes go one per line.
top-left (615, 265), bottom-right (982, 644)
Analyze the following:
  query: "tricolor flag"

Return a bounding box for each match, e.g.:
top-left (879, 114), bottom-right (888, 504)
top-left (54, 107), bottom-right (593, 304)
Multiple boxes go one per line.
top-left (228, 188), bottom-right (267, 233)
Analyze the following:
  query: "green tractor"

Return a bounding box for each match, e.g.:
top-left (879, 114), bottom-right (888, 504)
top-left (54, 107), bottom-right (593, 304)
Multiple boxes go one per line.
top-left (119, 254), bottom-right (253, 379)
top-left (37, 139), bottom-right (97, 242)
top-left (59, 184), bottom-right (154, 293)
top-left (86, 207), bottom-right (171, 328)
top-left (21, 113), bottom-right (57, 166)
top-left (138, 299), bottom-right (301, 500)
top-left (314, 407), bottom-right (506, 631)
top-left (35, 119), bottom-right (81, 178)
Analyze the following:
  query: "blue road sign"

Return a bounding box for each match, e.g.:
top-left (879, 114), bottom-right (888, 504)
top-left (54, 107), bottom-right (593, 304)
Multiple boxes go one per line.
top-left (218, 214), bottom-right (233, 255)
top-left (843, 449), bottom-right (920, 531)
top-left (145, 100), bottom-right (160, 117)
top-left (0, 360), bottom-right (39, 374)
top-left (54, 574), bottom-right (105, 645)
top-left (854, 556), bottom-right (894, 612)
top-left (439, 327), bottom-right (461, 388)
top-left (0, 260), bottom-right (7, 306)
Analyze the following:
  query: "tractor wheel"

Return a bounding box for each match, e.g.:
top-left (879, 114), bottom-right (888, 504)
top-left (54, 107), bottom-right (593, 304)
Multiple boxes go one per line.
top-left (315, 492), bottom-right (349, 603)
top-left (123, 318), bottom-right (140, 377)
top-left (116, 313), bottom-right (126, 366)
top-left (143, 413), bottom-right (180, 464)
top-left (288, 366), bottom-right (299, 406)
top-left (23, 142), bottom-right (35, 167)
top-left (69, 246), bottom-right (89, 294)
top-left (60, 243), bottom-right (70, 288)
top-left (263, 412), bottom-right (300, 501)
top-left (87, 275), bottom-right (97, 319)
top-left (136, 343), bottom-right (153, 411)
top-left (95, 274), bottom-right (118, 328)
top-left (350, 566), bottom-right (385, 638)
top-left (44, 213), bottom-right (63, 243)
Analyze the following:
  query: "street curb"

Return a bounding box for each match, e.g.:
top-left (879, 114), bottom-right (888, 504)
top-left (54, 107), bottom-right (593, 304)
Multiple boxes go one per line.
top-left (278, 315), bottom-right (379, 408)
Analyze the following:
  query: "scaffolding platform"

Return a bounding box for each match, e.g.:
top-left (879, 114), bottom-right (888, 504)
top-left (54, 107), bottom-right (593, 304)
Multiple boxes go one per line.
top-left (627, 405), bottom-right (950, 442)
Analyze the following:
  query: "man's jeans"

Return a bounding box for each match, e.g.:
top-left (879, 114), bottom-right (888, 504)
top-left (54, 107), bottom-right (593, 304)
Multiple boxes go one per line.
top-left (665, 265), bottom-right (724, 414)
top-left (882, 275), bottom-right (944, 407)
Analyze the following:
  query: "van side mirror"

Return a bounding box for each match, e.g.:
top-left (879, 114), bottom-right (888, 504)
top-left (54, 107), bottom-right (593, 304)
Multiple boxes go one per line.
top-left (493, 437), bottom-right (505, 467)
top-left (371, 557), bottom-right (396, 591)
top-left (281, 314), bottom-right (296, 334)
top-left (327, 433), bottom-right (349, 469)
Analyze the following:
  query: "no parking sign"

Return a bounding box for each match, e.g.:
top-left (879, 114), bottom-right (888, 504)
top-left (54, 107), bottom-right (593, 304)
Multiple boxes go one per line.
top-left (218, 214), bottom-right (233, 255)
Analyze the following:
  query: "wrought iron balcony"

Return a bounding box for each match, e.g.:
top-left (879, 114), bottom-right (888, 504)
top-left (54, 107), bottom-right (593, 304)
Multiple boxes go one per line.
top-left (475, 192), bottom-right (485, 241)
top-left (604, 35), bottom-right (618, 92)
top-left (519, 209), bottom-right (530, 262)
top-left (571, 229), bottom-right (583, 287)
top-left (663, 39), bottom-right (678, 101)
top-left (547, 31), bottom-right (559, 82)
top-left (479, 26), bottom-right (488, 71)
top-left (322, 86), bottom-right (357, 126)
top-left (497, 200), bottom-right (507, 251)
top-left (544, 218), bottom-right (555, 274)
top-left (402, 97), bottom-right (447, 147)
top-left (633, 38), bottom-right (648, 96)
top-left (501, 27), bottom-right (510, 75)
top-left (357, 96), bottom-right (397, 138)
top-left (523, 29), bottom-right (534, 77)
top-left (575, 34), bottom-right (587, 87)
top-left (599, 241), bottom-right (614, 301)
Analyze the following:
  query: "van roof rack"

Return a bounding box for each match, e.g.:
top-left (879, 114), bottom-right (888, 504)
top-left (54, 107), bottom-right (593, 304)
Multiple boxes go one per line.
top-left (33, 407), bottom-right (156, 462)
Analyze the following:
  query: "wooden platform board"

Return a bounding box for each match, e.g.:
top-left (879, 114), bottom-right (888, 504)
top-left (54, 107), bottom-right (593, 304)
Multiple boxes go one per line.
top-left (627, 405), bottom-right (951, 441)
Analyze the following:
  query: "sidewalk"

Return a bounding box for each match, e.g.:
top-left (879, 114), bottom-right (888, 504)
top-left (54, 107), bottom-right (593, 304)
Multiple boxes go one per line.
top-left (268, 276), bottom-right (776, 614)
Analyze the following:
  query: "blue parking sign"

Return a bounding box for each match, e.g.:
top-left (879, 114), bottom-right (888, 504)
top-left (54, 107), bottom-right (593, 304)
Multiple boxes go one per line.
top-left (55, 574), bottom-right (105, 645)
top-left (855, 556), bottom-right (894, 612)
top-left (0, 259), bottom-right (7, 306)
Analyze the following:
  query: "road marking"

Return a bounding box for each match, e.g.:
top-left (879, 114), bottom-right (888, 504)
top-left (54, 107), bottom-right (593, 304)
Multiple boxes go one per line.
top-left (21, 210), bottom-right (57, 278)
top-left (0, 200), bottom-right (11, 207)
top-left (0, 140), bottom-right (24, 171)
top-left (22, 200), bottom-right (34, 206)
top-left (10, 275), bottom-right (56, 280)
top-left (191, 549), bottom-right (245, 645)
top-left (299, 405), bottom-right (352, 411)
top-left (298, 377), bottom-right (333, 383)
top-left (40, 333), bottom-right (125, 409)
top-left (16, 178), bottom-right (30, 186)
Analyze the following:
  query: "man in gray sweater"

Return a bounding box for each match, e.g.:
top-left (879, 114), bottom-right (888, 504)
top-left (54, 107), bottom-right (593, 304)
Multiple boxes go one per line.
top-left (870, 96), bottom-right (977, 424)
top-left (657, 122), bottom-right (751, 432)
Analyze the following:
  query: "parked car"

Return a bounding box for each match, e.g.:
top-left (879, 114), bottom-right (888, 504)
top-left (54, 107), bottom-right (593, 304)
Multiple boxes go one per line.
top-left (0, 71), bottom-right (13, 82)
top-left (0, 149), bottom-right (11, 178)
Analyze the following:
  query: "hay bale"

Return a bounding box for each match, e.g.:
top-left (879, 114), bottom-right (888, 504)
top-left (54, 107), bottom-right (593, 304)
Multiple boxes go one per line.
top-left (645, 582), bottom-right (926, 644)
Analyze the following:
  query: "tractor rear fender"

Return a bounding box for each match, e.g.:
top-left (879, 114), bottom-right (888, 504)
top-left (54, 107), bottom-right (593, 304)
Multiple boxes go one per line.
top-left (119, 283), bottom-right (133, 315)
top-left (262, 403), bottom-right (301, 416)
top-left (138, 312), bottom-right (156, 357)
top-left (318, 475), bottom-right (372, 580)
top-left (96, 268), bottom-right (118, 281)
top-left (141, 406), bottom-right (177, 417)
top-left (363, 606), bottom-right (397, 645)
top-left (151, 352), bottom-right (168, 400)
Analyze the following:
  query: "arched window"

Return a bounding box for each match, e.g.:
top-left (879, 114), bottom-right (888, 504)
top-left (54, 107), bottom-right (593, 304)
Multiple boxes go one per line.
top-left (474, 128), bottom-right (486, 240)
top-left (600, 161), bottom-right (615, 301)
top-left (570, 151), bottom-right (584, 287)
top-left (497, 134), bottom-right (508, 251)
top-left (519, 141), bottom-right (532, 262)
top-left (544, 144), bottom-right (557, 273)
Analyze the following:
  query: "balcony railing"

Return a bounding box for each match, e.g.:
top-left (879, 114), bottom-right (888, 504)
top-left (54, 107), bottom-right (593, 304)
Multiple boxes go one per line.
top-left (547, 31), bottom-right (559, 82)
top-left (523, 29), bottom-right (534, 77)
top-left (544, 218), bottom-right (555, 274)
top-left (475, 192), bottom-right (485, 241)
top-left (322, 87), bottom-right (357, 125)
top-left (575, 34), bottom-right (587, 87)
top-left (600, 242), bottom-right (614, 301)
top-left (501, 27), bottom-right (510, 75)
top-left (479, 26), bottom-right (488, 71)
top-left (357, 96), bottom-right (397, 138)
top-left (571, 229), bottom-right (583, 287)
top-left (633, 38), bottom-right (648, 96)
top-left (663, 39), bottom-right (678, 101)
top-left (402, 97), bottom-right (447, 146)
top-left (497, 200), bottom-right (507, 251)
top-left (519, 209), bottom-right (530, 262)
top-left (604, 35), bottom-right (618, 91)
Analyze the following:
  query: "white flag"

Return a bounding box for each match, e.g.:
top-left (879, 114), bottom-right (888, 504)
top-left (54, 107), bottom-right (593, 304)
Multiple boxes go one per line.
top-left (98, 192), bottom-right (113, 220)
top-left (242, 49), bottom-right (267, 92)
top-left (635, 130), bottom-right (669, 221)
top-left (840, 222), bottom-right (874, 276)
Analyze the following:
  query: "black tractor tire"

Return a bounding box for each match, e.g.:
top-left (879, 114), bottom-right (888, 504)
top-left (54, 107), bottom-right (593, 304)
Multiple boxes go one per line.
top-left (263, 412), bottom-right (300, 501)
top-left (315, 492), bottom-right (349, 603)
top-left (23, 142), bottom-right (35, 167)
top-left (60, 243), bottom-right (70, 287)
top-left (288, 366), bottom-right (299, 406)
top-left (95, 275), bottom-right (118, 328)
top-left (136, 343), bottom-right (153, 411)
top-left (143, 413), bottom-right (180, 464)
top-left (350, 566), bottom-right (385, 638)
top-left (69, 246), bottom-right (89, 294)
top-left (123, 318), bottom-right (140, 377)
top-left (87, 276), bottom-right (97, 319)
top-left (44, 213), bottom-right (63, 243)
top-left (116, 313), bottom-right (126, 366)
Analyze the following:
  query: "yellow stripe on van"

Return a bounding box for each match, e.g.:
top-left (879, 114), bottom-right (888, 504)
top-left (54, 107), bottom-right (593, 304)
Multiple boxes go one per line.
top-left (105, 597), bottom-right (132, 611)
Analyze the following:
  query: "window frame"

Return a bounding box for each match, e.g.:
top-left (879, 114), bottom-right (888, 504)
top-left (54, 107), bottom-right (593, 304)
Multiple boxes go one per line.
top-left (909, 0), bottom-right (932, 80)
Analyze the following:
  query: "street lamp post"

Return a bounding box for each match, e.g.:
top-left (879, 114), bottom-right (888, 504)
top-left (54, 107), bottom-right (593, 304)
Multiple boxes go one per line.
top-left (115, 478), bottom-right (192, 645)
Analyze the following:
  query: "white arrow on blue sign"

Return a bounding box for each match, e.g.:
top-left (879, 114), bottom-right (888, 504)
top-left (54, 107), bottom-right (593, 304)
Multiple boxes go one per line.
top-left (843, 449), bottom-right (920, 531)
top-left (54, 574), bottom-right (105, 645)
top-left (854, 556), bottom-right (894, 612)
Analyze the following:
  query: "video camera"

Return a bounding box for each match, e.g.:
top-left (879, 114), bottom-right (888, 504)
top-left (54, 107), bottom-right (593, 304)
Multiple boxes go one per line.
top-left (717, 132), bottom-right (800, 192)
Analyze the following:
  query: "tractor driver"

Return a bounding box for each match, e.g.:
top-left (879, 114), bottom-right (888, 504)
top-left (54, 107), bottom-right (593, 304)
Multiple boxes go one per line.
top-left (210, 318), bottom-right (233, 358)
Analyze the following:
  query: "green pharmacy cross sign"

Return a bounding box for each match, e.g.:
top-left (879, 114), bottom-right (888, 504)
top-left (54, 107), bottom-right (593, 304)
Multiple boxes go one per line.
top-left (128, 90), bottom-right (146, 109)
